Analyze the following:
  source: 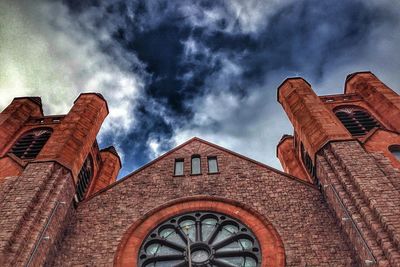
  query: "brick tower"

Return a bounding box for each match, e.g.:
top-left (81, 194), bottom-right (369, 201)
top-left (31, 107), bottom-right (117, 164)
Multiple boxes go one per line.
top-left (277, 72), bottom-right (400, 265)
top-left (0, 94), bottom-right (121, 266)
top-left (1, 72), bottom-right (399, 267)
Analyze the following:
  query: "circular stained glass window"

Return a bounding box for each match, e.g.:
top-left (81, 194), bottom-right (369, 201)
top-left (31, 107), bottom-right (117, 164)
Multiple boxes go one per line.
top-left (138, 211), bottom-right (261, 267)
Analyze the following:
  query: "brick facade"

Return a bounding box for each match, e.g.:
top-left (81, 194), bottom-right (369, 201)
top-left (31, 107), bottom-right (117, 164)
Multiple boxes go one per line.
top-left (0, 71), bottom-right (399, 266)
top-left (51, 139), bottom-right (355, 266)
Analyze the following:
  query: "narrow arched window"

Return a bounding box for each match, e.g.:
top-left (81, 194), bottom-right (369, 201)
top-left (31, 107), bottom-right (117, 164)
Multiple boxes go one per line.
top-left (191, 155), bottom-right (201, 175)
top-left (74, 155), bottom-right (93, 203)
top-left (208, 156), bottom-right (219, 173)
top-left (9, 128), bottom-right (52, 159)
top-left (334, 106), bottom-right (380, 136)
top-left (389, 145), bottom-right (400, 161)
top-left (174, 158), bottom-right (184, 176)
top-left (301, 142), bottom-right (315, 180)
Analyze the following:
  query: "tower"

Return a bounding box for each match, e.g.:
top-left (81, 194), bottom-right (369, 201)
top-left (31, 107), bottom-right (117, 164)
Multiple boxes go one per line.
top-left (0, 94), bottom-right (121, 266)
top-left (277, 72), bottom-right (400, 265)
top-left (1, 71), bottom-right (399, 266)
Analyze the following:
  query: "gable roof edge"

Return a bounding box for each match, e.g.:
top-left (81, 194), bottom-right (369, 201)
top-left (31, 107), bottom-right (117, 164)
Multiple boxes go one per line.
top-left (83, 137), bottom-right (318, 203)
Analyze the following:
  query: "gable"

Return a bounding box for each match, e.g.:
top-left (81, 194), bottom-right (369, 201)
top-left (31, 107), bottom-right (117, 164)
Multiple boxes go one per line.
top-left (86, 137), bottom-right (316, 201)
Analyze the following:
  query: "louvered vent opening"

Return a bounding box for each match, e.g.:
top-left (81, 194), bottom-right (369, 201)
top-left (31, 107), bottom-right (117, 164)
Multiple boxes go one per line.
top-left (75, 156), bottom-right (93, 203)
top-left (301, 143), bottom-right (316, 182)
top-left (335, 107), bottom-right (380, 136)
top-left (9, 129), bottom-right (52, 159)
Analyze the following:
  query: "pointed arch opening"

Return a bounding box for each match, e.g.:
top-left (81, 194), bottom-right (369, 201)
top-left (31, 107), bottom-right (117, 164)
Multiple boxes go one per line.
top-left (8, 128), bottom-right (52, 160)
top-left (334, 106), bottom-right (380, 136)
top-left (74, 155), bottom-right (94, 203)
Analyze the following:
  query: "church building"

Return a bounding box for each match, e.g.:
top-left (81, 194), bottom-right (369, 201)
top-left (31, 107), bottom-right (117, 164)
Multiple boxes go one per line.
top-left (0, 71), bottom-right (399, 266)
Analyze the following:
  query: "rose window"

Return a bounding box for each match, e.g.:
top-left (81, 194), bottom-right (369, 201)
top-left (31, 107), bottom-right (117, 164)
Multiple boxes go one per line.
top-left (138, 211), bottom-right (261, 267)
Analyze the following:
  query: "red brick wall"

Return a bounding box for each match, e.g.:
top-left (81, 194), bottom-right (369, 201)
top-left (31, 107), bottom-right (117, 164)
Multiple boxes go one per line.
top-left (0, 97), bottom-right (43, 158)
top-left (88, 147), bottom-right (121, 196)
top-left (0, 162), bottom-right (75, 266)
top-left (278, 78), bottom-right (351, 160)
top-left (345, 72), bottom-right (400, 132)
top-left (37, 93), bottom-right (108, 180)
top-left (276, 136), bottom-right (310, 182)
top-left (51, 139), bottom-right (356, 266)
top-left (316, 141), bottom-right (400, 266)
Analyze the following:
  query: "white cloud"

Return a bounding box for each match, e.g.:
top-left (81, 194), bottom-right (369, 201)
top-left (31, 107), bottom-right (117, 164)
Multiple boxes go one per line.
top-left (0, 0), bottom-right (144, 143)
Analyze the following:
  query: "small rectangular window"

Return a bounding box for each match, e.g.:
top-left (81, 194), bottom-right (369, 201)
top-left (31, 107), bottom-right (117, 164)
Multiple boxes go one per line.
top-left (174, 159), bottom-right (184, 176)
top-left (208, 157), bottom-right (218, 173)
top-left (191, 156), bottom-right (201, 175)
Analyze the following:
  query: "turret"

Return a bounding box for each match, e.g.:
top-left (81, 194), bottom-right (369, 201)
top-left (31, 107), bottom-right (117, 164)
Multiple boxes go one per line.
top-left (277, 72), bottom-right (400, 265)
top-left (0, 93), bottom-right (120, 266)
top-left (277, 77), bottom-right (351, 181)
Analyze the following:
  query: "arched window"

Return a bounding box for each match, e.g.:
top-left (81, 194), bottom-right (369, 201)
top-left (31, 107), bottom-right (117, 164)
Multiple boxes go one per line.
top-left (138, 211), bottom-right (261, 267)
top-left (334, 106), bottom-right (380, 136)
top-left (191, 155), bottom-right (201, 175)
top-left (389, 145), bottom-right (400, 161)
top-left (74, 155), bottom-right (93, 203)
top-left (9, 128), bottom-right (52, 159)
top-left (301, 142), bottom-right (315, 181)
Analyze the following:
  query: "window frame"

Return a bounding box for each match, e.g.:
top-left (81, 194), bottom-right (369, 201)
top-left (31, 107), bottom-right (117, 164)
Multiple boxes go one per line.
top-left (207, 156), bottom-right (219, 174)
top-left (8, 127), bottom-right (53, 160)
top-left (174, 158), bottom-right (185, 176)
top-left (191, 155), bottom-right (201, 175)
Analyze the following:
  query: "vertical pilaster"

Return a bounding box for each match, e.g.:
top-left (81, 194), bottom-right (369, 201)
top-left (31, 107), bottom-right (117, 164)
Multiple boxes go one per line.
top-left (317, 141), bottom-right (400, 266)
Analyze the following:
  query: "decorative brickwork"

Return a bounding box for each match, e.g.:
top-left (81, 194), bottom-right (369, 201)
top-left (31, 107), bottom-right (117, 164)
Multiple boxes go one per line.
top-left (277, 135), bottom-right (310, 182)
top-left (1, 71), bottom-right (399, 266)
top-left (51, 139), bottom-right (355, 266)
top-left (115, 196), bottom-right (285, 267)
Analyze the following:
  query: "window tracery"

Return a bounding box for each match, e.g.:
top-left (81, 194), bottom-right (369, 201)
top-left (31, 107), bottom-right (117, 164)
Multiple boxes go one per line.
top-left (138, 211), bottom-right (261, 267)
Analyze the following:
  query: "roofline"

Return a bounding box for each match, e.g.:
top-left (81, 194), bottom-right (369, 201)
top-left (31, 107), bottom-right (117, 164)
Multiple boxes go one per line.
top-left (74, 92), bottom-right (109, 114)
top-left (84, 137), bottom-right (318, 202)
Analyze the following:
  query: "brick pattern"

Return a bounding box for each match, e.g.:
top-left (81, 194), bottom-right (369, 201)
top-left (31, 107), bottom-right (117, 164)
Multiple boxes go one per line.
top-left (37, 93), bottom-right (108, 179)
top-left (0, 162), bottom-right (75, 266)
top-left (345, 72), bottom-right (400, 132)
top-left (278, 78), bottom-right (351, 159)
top-left (51, 140), bottom-right (356, 267)
top-left (316, 141), bottom-right (400, 266)
top-left (277, 136), bottom-right (310, 182)
top-left (0, 98), bottom-right (43, 157)
top-left (363, 129), bottom-right (400, 171)
top-left (88, 149), bottom-right (121, 196)
top-left (370, 152), bottom-right (400, 193)
top-left (115, 197), bottom-right (285, 267)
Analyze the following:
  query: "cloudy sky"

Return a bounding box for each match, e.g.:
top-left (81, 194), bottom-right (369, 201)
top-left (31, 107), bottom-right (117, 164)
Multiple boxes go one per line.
top-left (1, 0), bottom-right (400, 177)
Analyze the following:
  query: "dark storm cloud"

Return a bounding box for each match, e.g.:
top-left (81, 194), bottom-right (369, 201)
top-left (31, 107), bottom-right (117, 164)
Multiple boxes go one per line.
top-left (5, 0), bottom-right (397, 177)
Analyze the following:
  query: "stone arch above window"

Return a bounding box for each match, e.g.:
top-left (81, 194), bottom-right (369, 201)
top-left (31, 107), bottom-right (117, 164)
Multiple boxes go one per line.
top-left (114, 196), bottom-right (285, 267)
top-left (389, 145), bottom-right (400, 161)
top-left (334, 106), bottom-right (380, 136)
top-left (9, 127), bottom-right (52, 159)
